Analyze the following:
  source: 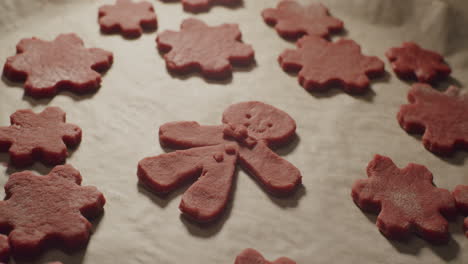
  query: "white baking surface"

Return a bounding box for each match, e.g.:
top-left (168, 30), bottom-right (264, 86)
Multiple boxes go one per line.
top-left (1, 0), bottom-right (468, 263)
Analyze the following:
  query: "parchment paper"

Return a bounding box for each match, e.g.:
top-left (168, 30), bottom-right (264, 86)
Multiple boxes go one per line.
top-left (1, 0), bottom-right (468, 263)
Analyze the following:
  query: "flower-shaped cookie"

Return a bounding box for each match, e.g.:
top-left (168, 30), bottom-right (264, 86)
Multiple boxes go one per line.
top-left (3, 33), bottom-right (113, 98)
top-left (262, 0), bottom-right (343, 39)
top-left (99, 0), bottom-right (157, 38)
top-left (386, 42), bottom-right (451, 83)
top-left (138, 102), bottom-right (302, 222)
top-left (398, 83), bottom-right (468, 156)
top-left (0, 165), bottom-right (105, 257)
top-left (352, 155), bottom-right (456, 243)
top-left (156, 18), bottom-right (254, 79)
top-left (279, 36), bottom-right (384, 94)
top-left (0, 107), bottom-right (81, 167)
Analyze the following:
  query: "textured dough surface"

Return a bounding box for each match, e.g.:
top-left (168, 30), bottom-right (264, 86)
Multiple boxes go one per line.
top-left (352, 154), bottom-right (456, 243)
top-left (138, 102), bottom-right (302, 222)
top-left (262, 0), bottom-right (343, 39)
top-left (99, 0), bottom-right (157, 38)
top-left (0, 107), bottom-right (82, 167)
top-left (1, 0), bottom-right (468, 263)
top-left (386, 42), bottom-right (451, 83)
top-left (156, 18), bottom-right (254, 79)
top-left (397, 83), bottom-right (468, 156)
top-left (0, 165), bottom-right (105, 258)
top-left (279, 35), bottom-right (384, 94)
top-left (3, 33), bottom-right (113, 98)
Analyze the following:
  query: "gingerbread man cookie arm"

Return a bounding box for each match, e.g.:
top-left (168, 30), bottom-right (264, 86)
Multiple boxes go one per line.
top-left (239, 142), bottom-right (301, 196)
top-left (159, 121), bottom-right (225, 149)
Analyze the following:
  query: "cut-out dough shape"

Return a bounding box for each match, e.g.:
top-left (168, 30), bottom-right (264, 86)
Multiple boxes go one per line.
top-left (279, 36), bottom-right (384, 94)
top-left (99, 0), bottom-right (157, 38)
top-left (156, 18), bottom-right (254, 80)
top-left (0, 165), bottom-right (105, 257)
top-left (138, 101), bottom-right (302, 222)
top-left (0, 235), bottom-right (9, 263)
top-left (235, 248), bottom-right (296, 264)
top-left (262, 0), bottom-right (343, 39)
top-left (352, 154), bottom-right (456, 243)
top-left (3, 33), bottom-right (113, 98)
top-left (0, 107), bottom-right (82, 168)
top-left (386, 42), bottom-right (451, 83)
top-left (398, 83), bottom-right (468, 156)
top-left (453, 185), bottom-right (468, 238)
top-left (161, 0), bottom-right (241, 13)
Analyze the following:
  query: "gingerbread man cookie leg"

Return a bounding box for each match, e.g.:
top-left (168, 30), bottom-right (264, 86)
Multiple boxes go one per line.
top-left (138, 144), bottom-right (238, 222)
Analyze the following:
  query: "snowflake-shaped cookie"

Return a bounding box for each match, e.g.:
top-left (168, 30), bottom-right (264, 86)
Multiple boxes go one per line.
top-left (0, 107), bottom-right (82, 167)
top-left (156, 18), bottom-right (254, 79)
top-left (386, 42), bottom-right (451, 83)
top-left (0, 165), bottom-right (105, 257)
top-left (3, 33), bottom-right (113, 98)
top-left (161, 0), bottom-right (241, 13)
top-left (99, 0), bottom-right (157, 38)
top-left (279, 36), bottom-right (384, 94)
top-left (235, 248), bottom-right (296, 264)
top-left (138, 101), bottom-right (302, 222)
top-left (453, 185), bottom-right (468, 238)
top-left (398, 83), bottom-right (468, 156)
top-left (352, 154), bottom-right (456, 243)
top-left (0, 235), bottom-right (9, 263)
top-left (262, 0), bottom-right (343, 39)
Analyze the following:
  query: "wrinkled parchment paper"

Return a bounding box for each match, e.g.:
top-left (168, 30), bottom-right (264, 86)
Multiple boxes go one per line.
top-left (1, 0), bottom-right (468, 263)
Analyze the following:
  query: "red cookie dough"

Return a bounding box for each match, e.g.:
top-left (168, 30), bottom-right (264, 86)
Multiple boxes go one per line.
top-left (453, 185), bottom-right (468, 238)
top-left (99, 0), bottom-right (157, 38)
top-left (138, 101), bottom-right (302, 222)
top-left (398, 83), bottom-right (468, 156)
top-left (156, 18), bottom-right (254, 79)
top-left (352, 155), bottom-right (456, 243)
top-left (3, 33), bottom-right (113, 98)
top-left (0, 107), bottom-right (81, 167)
top-left (235, 248), bottom-right (296, 264)
top-left (161, 0), bottom-right (241, 13)
top-left (262, 0), bottom-right (343, 39)
top-left (279, 36), bottom-right (384, 94)
top-left (0, 165), bottom-right (105, 257)
top-left (386, 42), bottom-right (451, 83)
top-left (0, 235), bottom-right (9, 263)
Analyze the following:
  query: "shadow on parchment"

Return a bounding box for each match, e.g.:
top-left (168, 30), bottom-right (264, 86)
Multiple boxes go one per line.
top-left (137, 167), bottom-right (240, 238)
top-left (398, 75), bottom-right (462, 92)
top-left (0, 147), bottom-right (79, 177)
top-left (160, 0), bottom-right (244, 13)
top-left (405, 127), bottom-right (468, 166)
top-left (284, 70), bottom-right (391, 103)
top-left (2, 75), bottom-right (100, 106)
top-left (360, 211), bottom-right (460, 262)
top-left (8, 202), bottom-right (105, 264)
top-left (162, 59), bottom-right (258, 86)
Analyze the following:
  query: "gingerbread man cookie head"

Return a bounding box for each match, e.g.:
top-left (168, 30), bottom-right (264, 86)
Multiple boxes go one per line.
top-left (222, 101), bottom-right (296, 146)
